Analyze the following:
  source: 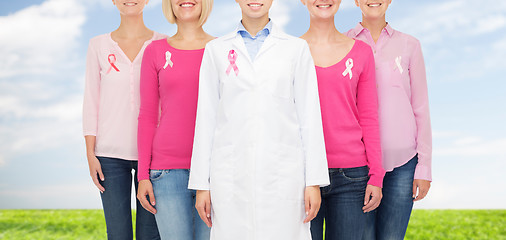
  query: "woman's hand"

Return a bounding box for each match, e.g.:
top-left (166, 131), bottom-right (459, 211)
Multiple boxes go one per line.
top-left (137, 180), bottom-right (157, 214)
top-left (196, 190), bottom-right (212, 227)
top-left (87, 155), bottom-right (105, 193)
top-left (303, 185), bottom-right (321, 223)
top-left (413, 179), bottom-right (431, 201)
top-left (363, 184), bottom-right (382, 212)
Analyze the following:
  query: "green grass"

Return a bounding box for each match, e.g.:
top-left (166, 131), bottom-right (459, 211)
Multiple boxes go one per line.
top-left (0, 210), bottom-right (505, 239)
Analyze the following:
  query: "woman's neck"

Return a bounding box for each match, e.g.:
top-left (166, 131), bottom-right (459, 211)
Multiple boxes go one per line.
top-left (172, 21), bottom-right (207, 41)
top-left (361, 17), bottom-right (387, 43)
top-left (303, 16), bottom-right (341, 43)
top-left (241, 15), bottom-right (270, 36)
top-left (114, 14), bottom-right (151, 39)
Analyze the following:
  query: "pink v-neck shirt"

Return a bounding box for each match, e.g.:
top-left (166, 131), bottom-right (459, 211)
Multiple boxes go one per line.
top-left (347, 24), bottom-right (432, 181)
top-left (83, 32), bottom-right (166, 160)
top-left (137, 39), bottom-right (205, 181)
top-left (316, 40), bottom-right (385, 187)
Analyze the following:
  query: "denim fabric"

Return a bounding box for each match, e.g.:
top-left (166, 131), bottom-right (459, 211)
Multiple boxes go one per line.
top-left (97, 156), bottom-right (160, 240)
top-left (150, 169), bottom-right (210, 240)
top-left (311, 166), bottom-right (369, 240)
top-left (362, 155), bottom-right (418, 240)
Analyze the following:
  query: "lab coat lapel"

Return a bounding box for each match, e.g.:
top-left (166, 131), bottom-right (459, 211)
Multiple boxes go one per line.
top-left (231, 34), bottom-right (253, 65)
top-left (255, 24), bottom-right (288, 61)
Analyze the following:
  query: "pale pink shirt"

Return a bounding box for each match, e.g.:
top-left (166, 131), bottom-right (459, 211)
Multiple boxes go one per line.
top-left (347, 24), bottom-right (432, 181)
top-left (83, 32), bottom-right (167, 160)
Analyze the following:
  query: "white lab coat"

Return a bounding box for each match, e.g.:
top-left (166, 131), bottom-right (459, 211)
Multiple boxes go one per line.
top-left (188, 24), bottom-right (330, 240)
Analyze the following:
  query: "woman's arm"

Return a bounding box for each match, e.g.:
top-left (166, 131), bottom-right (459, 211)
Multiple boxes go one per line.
top-left (356, 44), bottom-right (384, 212)
top-left (83, 39), bottom-right (104, 192)
top-left (409, 39), bottom-right (432, 201)
top-left (409, 39), bottom-right (432, 182)
top-left (293, 41), bottom-right (329, 188)
top-left (136, 43), bottom-right (161, 213)
top-left (293, 41), bottom-right (329, 222)
top-left (189, 44), bottom-right (219, 226)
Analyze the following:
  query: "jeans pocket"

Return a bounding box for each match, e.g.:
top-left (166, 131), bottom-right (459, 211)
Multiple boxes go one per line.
top-left (149, 169), bottom-right (166, 181)
top-left (341, 166), bottom-right (369, 182)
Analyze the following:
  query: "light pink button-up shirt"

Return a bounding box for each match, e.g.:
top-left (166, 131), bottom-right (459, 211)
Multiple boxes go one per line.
top-left (347, 24), bottom-right (432, 181)
top-left (83, 32), bottom-right (166, 160)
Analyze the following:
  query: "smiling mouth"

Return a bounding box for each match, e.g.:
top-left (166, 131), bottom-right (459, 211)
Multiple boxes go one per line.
top-left (367, 3), bottom-right (382, 7)
top-left (124, 2), bottom-right (138, 6)
top-left (180, 2), bottom-right (196, 7)
top-left (316, 4), bottom-right (332, 8)
top-left (247, 3), bottom-right (263, 7)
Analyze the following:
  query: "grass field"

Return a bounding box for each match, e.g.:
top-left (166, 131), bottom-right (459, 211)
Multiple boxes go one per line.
top-left (0, 210), bottom-right (505, 239)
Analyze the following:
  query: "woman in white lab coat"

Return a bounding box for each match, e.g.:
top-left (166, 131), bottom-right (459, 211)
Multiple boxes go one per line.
top-left (188, 0), bottom-right (329, 239)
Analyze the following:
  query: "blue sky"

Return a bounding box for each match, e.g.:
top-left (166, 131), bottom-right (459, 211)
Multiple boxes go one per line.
top-left (0, 0), bottom-right (505, 209)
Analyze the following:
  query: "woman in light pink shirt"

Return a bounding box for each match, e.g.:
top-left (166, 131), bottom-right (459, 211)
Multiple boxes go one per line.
top-left (135, 0), bottom-right (214, 239)
top-left (82, 0), bottom-right (165, 239)
top-left (346, 0), bottom-right (432, 239)
top-left (300, 0), bottom-right (384, 239)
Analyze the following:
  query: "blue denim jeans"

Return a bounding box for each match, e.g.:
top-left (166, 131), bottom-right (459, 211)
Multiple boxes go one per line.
top-left (310, 165), bottom-right (369, 240)
top-left (362, 155), bottom-right (418, 240)
top-left (150, 169), bottom-right (210, 240)
top-left (97, 156), bottom-right (160, 240)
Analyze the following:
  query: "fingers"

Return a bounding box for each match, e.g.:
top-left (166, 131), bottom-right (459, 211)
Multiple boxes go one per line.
top-left (303, 187), bottom-right (321, 223)
top-left (88, 157), bottom-right (105, 192)
top-left (414, 185), bottom-right (429, 202)
top-left (137, 181), bottom-right (157, 214)
top-left (196, 191), bottom-right (212, 227)
top-left (363, 185), bottom-right (382, 213)
top-left (363, 187), bottom-right (372, 206)
top-left (91, 169), bottom-right (105, 193)
top-left (303, 198), bottom-right (319, 223)
top-left (413, 180), bottom-right (431, 202)
top-left (204, 199), bottom-right (212, 227)
top-left (412, 182), bottom-right (418, 199)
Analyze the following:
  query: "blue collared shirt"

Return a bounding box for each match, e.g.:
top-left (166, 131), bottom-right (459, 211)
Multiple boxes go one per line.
top-left (237, 20), bottom-right (272, 61)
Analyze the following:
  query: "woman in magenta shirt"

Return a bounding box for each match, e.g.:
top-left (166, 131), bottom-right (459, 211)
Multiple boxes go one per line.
top-left (300, 0), bottom-right (385, 239)
top-left (346, 0), bottom-right (432, 239)
top-left (83, 0), bottom-right (165, 239)
top-left (136, 0), bottom-right (214, 239)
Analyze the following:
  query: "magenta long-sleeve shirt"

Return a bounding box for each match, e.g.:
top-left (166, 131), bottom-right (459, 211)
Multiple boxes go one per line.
top-left (316, 40), bottom-right (385, 187)
top-left (347, 24), bottom-right (432, 181)
top-left (137, 39), bottom-right (204, 181)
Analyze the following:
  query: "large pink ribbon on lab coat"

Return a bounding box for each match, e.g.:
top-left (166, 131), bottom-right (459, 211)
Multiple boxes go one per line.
top-left (107, 54), bottom-right (120, 74)
top-left (226, 50), bottom-right (239, 76)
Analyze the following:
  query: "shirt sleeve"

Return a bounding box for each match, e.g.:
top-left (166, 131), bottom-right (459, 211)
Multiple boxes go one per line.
top-left (409, 40), bottom-right (432, 181)
top-left (83, 40), bottom-right (100, 136)
top-left (293, 41), bottom-right (330, 187)
top-left (188, 44), bottom-right (220, 190)
top-left (357, 43), bottom-right (385, 187)
top-left (137, 43), bottom-right (160, 181)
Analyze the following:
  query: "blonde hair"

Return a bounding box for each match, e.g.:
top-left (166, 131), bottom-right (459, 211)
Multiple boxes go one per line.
top-left (162, 0), bottom-right (213, 26)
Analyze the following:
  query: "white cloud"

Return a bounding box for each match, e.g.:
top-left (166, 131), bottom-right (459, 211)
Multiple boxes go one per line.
top-left (0, 0), bottom-right (86, 78)
top-left (435, 137), bottom-right (506, 157)
top-left (394, 0), bottom-right (506, 43)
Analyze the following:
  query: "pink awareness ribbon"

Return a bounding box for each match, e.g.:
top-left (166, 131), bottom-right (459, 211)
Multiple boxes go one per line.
top-left (342, 58), bottom-right (353, 79)
top-left (226, 50), bottom-right (239, 76)
top-left (107, 54), bottom-right (120, 74)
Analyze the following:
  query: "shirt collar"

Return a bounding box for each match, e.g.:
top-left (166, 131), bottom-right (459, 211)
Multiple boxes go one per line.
top-left (351, 22), bottom-right (394, 37)
top-left (237, 19), bottom-right (272, 38)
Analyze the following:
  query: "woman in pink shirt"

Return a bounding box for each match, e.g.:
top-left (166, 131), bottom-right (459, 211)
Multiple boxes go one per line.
top-left (135, 0), bottom-right (214, 239)
top-left (300, 1), bottom-right (385, 239)
top-left (83, 0), bottom-right (165, 239)
top-left (346, 0), bottom-right (432, 239)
